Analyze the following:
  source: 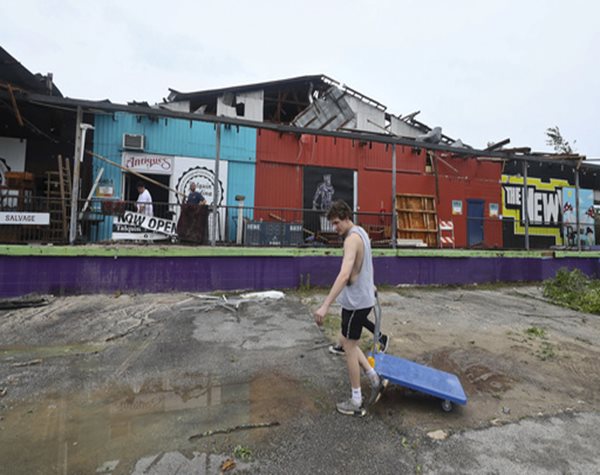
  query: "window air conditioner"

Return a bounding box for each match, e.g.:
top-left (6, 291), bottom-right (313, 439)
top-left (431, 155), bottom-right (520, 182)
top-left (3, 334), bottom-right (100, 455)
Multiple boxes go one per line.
top-left (122, 134), bottom-right (145, 150)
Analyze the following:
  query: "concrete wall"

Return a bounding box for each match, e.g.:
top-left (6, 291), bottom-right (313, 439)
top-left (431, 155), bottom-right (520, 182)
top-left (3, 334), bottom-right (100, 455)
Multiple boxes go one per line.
top-left (1, 255), bottom-right (598, 297)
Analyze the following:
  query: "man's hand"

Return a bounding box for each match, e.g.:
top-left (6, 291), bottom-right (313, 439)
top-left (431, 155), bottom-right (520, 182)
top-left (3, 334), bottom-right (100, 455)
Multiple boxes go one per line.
top-left (314, 304), bottom-right (328, 326)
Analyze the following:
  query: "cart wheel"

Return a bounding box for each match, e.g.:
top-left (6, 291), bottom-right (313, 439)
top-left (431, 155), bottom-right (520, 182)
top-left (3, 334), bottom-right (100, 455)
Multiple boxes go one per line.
top-left (441, 400), bottom-right (453, 412)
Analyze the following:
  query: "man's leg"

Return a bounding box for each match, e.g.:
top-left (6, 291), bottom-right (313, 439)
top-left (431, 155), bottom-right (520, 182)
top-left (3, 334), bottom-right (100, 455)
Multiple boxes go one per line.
top-left (341, 337), bottom-right (372, 388)
top-left (362, 318), bottom-right (389, 352)
top-left (336, 308), bottom-right (366, 416)
top-left (329, 316), bottom-right (389, 355)
top-left (335, 336), bottom-right (365, 416)
top-left (336, 308), bottom-right (384, 416)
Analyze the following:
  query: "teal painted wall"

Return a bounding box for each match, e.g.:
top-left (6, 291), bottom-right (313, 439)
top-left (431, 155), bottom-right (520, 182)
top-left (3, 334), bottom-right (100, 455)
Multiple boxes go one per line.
top-left (226, 161), bottom-right (256, 241)
top-left (92, 112), bottom-right (256, 241)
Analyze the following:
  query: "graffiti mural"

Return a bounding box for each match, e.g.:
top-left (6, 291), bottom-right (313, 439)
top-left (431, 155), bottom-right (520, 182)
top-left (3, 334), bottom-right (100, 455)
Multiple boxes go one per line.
top-left (502, 174), bottom-right (597, 248)
top-left (303, 166), bottom-right (354, 235)
top-left (501, 175), bottom-right (569, 247)
top-left (562, 187), bottom-right (595, 247)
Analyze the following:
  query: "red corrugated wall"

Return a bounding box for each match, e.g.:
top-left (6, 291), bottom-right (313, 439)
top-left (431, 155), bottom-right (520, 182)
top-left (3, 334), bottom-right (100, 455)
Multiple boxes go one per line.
top-left (433, 153), bottom-right (502, 248)
top-left (255, 130), bottom-right (503, 247)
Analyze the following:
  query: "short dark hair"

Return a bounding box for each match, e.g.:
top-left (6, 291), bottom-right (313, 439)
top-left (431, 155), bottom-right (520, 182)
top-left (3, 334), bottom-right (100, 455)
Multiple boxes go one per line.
top-left (136, 182), bottom-right (145, 189)
top-left (326, 200), bottom-right (352, 221)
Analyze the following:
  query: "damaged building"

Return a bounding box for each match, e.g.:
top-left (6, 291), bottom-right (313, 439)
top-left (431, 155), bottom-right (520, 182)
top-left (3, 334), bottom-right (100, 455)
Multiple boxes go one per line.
top-left (1, 46), bottom-right (599, 249)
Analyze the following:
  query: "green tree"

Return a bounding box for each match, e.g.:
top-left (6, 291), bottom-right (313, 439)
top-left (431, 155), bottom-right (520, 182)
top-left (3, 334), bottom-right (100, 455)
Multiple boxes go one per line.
top-left (546, 126), bottom-right (576, 154)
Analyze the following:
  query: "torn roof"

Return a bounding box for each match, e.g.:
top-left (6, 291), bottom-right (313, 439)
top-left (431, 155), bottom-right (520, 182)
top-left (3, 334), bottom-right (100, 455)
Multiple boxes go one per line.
top-left (166, 74), bottom-right (393, 125)
top-left (166, 74), bottom-right (459, 143)
top-left (168, 74), bottom-right (332, 102)
top-left (0, 46), bottom-right (62, 97)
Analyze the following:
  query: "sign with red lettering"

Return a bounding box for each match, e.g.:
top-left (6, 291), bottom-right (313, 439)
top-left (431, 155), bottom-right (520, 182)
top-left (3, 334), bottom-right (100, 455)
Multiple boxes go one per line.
top-left (122, 152), bottom-right (173, 175)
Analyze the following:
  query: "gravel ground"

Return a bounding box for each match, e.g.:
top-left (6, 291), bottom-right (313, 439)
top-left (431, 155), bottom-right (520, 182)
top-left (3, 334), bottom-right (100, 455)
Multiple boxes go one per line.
top-left (0, 286), bottom-right (598, 474)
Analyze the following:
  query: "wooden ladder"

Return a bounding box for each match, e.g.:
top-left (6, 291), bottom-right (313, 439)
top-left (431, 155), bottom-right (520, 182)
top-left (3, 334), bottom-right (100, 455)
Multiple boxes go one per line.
top-left (45, 155), bottom-right (71, 241)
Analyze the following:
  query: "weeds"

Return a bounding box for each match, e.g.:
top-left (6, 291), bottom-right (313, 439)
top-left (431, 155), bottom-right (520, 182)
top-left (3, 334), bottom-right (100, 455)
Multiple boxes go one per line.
top-left (298, 273), bottom-right (312, 292)
top-left (536, 341), bottom-right (556, 361)
top-left (543, 268), bottom-right (600, 314)
top-left (525, 326), bottom-right (546, 339)
top-left (524, 326), bottom-right (556, 360)
top-left (233, 445), bottom-right (252, 461)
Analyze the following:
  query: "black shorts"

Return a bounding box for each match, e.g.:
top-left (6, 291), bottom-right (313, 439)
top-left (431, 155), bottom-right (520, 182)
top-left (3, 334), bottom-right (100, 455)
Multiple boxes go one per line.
top-left (341, 307), bottom-right (373, 341)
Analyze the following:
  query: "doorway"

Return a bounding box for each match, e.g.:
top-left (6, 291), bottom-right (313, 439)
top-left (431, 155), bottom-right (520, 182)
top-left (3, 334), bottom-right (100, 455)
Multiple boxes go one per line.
top-left (123, 173), bottom-right (171, 219)
top-left (467, 199), bottom-right (484, 247)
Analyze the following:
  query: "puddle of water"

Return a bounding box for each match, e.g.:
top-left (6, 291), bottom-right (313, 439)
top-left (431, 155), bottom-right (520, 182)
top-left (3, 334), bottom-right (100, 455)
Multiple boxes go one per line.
top-left (0, 373), bottom-right (316, 474)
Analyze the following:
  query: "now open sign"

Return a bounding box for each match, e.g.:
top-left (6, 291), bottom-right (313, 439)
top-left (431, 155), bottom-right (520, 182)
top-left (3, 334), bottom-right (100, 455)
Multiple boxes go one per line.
top-left (121, 211), bottom-right (177, 236)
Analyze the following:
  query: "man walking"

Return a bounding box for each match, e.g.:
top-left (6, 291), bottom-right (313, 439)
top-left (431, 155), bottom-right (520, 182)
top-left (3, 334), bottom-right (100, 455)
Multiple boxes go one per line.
top-left (314, 200), bottom-right (385, 416)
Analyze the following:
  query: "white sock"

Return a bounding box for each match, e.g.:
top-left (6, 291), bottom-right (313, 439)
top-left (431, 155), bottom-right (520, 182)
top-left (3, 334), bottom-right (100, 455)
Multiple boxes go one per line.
top-left (352, 387), bottom-right (362, 405)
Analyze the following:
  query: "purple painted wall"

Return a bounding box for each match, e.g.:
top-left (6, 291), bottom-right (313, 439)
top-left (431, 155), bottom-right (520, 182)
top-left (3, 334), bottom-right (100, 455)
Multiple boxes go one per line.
top-left (0, 256), bottom-right (598, 297)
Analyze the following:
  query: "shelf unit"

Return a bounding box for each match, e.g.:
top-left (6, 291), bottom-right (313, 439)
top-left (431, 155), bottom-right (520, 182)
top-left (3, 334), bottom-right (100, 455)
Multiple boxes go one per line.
top-left (395, 193), bottom-right (439, 247)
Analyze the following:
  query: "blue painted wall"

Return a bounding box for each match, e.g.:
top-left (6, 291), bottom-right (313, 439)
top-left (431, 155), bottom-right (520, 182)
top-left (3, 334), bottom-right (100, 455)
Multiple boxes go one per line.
top-left (92, 112), bottom-right (256, 241)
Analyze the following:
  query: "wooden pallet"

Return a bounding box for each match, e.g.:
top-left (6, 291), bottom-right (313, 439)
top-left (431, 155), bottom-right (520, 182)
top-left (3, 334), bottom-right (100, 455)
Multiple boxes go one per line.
top-left (395, 193), bottom-right (438, 247)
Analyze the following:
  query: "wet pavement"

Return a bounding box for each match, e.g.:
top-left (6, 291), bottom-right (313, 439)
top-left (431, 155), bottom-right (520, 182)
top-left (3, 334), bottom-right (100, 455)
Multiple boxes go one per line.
top-left (0, 287), bottom-right (599, 474)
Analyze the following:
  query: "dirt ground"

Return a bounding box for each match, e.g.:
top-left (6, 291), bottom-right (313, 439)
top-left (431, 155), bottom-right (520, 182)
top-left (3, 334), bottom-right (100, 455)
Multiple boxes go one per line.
top-left (0, 285), bottom-right (599, 474)
top-left (310, 285), bottom-right (600, 431)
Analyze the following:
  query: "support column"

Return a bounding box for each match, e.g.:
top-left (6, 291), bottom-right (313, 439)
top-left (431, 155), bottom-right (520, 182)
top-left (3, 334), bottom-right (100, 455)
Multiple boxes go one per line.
top-left (69, 106), bottom-right (83, 245)
top-left (522, 160), bottom-right (529, 251)
top-left (391, 144), bottom-right (397, 249)
top-left (211, 123), bottom-right (221, 247)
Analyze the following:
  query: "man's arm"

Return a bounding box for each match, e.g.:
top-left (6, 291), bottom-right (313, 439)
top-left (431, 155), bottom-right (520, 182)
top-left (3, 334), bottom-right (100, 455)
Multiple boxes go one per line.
top-left (314, 234), bottom-right (360, 325)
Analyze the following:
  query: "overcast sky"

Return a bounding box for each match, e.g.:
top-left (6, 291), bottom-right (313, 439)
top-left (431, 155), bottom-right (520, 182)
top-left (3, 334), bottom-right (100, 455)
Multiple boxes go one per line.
top-left (4, 0), bottom-right (600, 157)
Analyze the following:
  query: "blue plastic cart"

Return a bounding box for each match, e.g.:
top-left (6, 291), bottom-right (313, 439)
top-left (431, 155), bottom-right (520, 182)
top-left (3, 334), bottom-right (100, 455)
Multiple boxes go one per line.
top-left (370, 293), bottom-right (467, 412)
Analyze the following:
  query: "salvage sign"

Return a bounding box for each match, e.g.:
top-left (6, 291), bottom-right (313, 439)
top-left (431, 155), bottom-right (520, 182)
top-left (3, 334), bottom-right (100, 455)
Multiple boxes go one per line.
top-left (0, 212), bottom-right (50, 225)
top-left (121, 211), bottom-right (177, 236)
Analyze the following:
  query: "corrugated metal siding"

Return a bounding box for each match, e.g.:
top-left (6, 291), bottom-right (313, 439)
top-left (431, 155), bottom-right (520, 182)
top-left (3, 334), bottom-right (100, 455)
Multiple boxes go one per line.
top-left (358, 170), bottom-right (436, 214)
top-left (308, 135), bottom-right (360, 169)
top-left (221, 125), bottom-right (256, 162)
top-left (226, 161), bottom-right (256, 240)
top-left (257, 129), bottom-right (360, 169)
top-left (436, 159), bottom-right (503, 248)
top-left (363, 144), bottom-right (424, 173)
top-left (92, 112), bottom-right (257, 240)
top-left (143, 117), bottom-right (256, 162)
top-left (254, 161), bottom-right (302, 222)
top-left (95, 112), bottom-right (256, 165)
top-left (256, 129), bottom-right (297, 164)
top-left (144, 117), bottom-right (214, 157)
top-left (92, 114), bottom-right (141, 240)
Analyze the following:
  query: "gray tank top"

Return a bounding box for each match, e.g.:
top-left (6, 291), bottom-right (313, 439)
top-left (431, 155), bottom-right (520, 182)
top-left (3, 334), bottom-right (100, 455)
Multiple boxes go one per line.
top-left (336, 225), bottom-right (375, 310)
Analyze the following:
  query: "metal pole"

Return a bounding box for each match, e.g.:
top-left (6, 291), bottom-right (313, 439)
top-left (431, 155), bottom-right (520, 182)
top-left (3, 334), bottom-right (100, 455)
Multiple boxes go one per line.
top-left (79, 167), bottom-right (104, 218)
top-left (575, 167), bottom-right (581, 252)
top-left (522, 160), bottom-right (529, 251)
top-left (391, 144), bottom-right (397, 249)
top-left (69, 106), bottom-right (83, 244)
top-left (211, 123), bottom-right (221, 247)
top-left (236, 197), bottom-right (245, 245)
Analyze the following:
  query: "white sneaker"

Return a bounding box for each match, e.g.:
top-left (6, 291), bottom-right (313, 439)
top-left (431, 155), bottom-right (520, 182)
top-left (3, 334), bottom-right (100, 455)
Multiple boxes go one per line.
top-left (336, 398), bottom-right (366, 417)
